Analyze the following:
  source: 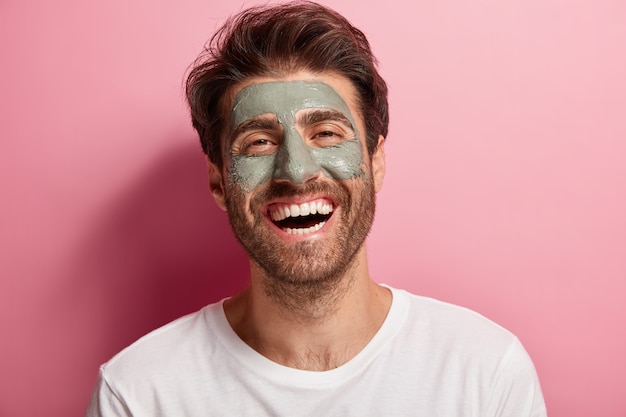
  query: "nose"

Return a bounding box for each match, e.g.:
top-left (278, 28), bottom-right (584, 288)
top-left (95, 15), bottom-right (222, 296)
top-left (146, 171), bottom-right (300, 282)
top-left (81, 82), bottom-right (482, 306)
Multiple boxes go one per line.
top-left (273, 128), bottom-right (322, 184)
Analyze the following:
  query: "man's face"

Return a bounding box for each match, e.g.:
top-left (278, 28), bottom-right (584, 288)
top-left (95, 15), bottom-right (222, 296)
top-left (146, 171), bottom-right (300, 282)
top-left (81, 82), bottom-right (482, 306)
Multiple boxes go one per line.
top-left (213, 71), bottom-right (384, 285)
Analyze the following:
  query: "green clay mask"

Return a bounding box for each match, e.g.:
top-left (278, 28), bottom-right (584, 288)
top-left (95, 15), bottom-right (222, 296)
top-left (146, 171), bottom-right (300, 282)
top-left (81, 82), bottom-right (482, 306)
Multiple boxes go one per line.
top-left (228, 80), bottom-right (364, 191)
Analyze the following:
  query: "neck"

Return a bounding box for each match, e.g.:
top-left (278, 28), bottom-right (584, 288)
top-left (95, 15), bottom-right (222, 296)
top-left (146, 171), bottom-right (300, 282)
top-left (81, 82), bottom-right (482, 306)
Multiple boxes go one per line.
top-left (224, 246), bottom-right (392, 371)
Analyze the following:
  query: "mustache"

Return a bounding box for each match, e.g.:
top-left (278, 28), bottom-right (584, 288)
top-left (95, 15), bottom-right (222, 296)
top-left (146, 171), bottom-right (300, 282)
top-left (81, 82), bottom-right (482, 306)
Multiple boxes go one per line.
top-left (252, 180), bottom-right (349, 206)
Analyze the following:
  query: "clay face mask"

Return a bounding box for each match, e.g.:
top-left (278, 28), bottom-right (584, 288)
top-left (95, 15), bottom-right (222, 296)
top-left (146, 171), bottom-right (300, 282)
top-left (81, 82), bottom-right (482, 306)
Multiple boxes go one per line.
top-left (227, 80), bottom-right (364, 191)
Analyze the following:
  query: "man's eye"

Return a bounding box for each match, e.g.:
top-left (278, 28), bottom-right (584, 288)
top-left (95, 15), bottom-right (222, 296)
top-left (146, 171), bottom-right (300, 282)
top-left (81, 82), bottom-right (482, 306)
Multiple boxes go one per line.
top-left (240, 137), bottom-right (278, 155)
top-left (252, 139), bottom-right (272, 145)
top-left (311, 129), bottom-right (345, 146)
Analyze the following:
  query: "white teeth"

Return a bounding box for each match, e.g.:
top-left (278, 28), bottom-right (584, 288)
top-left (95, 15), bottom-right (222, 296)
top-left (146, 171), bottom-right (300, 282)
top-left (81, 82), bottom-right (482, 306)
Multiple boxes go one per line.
top-left (269, 199), bottom-right (331, 236)
top-left (285, 221), bottom-right (326, 235)
top-left (269, 200), bottom-right (333, 221)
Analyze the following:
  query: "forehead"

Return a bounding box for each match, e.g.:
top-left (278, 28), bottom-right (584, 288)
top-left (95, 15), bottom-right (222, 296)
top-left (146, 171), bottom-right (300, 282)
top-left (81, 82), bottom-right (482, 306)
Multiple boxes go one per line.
top-left (230, 80), bottom-right (355, 126)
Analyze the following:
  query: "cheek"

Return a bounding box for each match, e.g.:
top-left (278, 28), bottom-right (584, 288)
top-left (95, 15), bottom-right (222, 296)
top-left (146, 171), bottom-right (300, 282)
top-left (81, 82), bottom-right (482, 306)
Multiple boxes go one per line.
top-left (313, 140), bottom-right (364, 180)
top-left (229, 155), bottom-right (275, 191)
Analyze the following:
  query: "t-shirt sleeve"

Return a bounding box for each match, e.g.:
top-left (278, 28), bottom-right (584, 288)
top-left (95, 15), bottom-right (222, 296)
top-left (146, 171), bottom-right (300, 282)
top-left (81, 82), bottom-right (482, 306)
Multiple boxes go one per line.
top-left (85, 367), bottom-right (132, 417)
top-left (486, 338), bottom-right (547, 417)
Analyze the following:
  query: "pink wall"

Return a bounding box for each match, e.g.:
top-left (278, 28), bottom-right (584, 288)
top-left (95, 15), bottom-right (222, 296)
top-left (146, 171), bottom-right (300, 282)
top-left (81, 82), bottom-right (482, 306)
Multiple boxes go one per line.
top-left (1, 0), bottom-right (624, 415)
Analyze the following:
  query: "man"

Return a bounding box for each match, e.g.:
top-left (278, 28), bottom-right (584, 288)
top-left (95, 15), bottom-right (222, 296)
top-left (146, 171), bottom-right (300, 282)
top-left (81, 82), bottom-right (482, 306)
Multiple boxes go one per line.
top-left (87, 2), bottom-right (546, 416)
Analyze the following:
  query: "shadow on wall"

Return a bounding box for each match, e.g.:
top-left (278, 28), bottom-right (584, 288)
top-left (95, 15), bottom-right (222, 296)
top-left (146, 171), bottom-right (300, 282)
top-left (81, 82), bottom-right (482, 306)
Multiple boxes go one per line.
top-left (68, 139), bottom-right (249, 371)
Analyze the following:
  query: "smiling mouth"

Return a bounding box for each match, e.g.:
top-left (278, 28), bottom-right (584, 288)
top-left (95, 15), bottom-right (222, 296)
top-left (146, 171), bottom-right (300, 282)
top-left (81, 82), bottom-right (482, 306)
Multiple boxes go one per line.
top-left (268, 199), bottom-right (334, 235)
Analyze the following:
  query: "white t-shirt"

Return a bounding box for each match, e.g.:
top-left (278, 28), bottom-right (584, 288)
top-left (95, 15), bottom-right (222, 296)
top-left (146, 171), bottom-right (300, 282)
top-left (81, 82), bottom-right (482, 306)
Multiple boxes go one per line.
top-left (86, 287), bottom-right (546, 416)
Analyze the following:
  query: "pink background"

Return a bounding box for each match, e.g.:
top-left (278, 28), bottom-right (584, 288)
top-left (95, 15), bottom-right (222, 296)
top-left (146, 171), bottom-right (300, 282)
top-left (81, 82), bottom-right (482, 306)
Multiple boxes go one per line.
top-left (1, 0), bottom-right (625, 415)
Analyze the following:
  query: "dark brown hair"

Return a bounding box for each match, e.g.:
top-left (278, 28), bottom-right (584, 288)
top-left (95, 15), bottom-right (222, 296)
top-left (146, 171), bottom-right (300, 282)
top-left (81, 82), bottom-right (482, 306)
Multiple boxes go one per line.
top-left (185, 1), bottom-right (389, 169)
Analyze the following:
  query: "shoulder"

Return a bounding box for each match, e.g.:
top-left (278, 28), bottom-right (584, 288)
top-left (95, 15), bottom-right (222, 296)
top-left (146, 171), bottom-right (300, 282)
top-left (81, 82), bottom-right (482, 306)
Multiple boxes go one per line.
top-left (389, 287), bottom-right (542, 388)
top-left (100, 301), bottom-right (225, 385)
top-left (87, 302), bottom-right (234, 415)
top-left (389, 286), bottom-right (520, 359)
top-left (384, 287), bottom-right (546, 415)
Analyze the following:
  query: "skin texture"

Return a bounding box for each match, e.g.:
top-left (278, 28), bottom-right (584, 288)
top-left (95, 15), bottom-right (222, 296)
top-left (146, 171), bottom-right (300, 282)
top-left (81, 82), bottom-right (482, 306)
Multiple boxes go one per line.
top-left (228, 81), bottom-right (365, 191)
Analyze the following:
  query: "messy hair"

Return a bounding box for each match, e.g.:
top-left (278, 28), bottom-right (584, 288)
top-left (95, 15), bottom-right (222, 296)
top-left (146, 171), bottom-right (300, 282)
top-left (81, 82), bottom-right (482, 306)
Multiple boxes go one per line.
top-left (186, 1), bottom-right (389, 169)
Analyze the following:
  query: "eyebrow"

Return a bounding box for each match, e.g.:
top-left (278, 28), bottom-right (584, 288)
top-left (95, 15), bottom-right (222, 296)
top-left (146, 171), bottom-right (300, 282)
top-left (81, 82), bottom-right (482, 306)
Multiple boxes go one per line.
top-left (231, 116), bottom-right (280, 139)
top-left (298, 109), bottom-right (354, 130)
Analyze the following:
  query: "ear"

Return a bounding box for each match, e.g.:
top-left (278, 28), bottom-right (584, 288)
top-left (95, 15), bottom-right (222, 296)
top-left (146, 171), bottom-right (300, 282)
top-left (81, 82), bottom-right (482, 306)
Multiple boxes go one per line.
top-left (208, 161), bottom-right (227, 211)
top-left (372, 135), bottom-right (386, 193)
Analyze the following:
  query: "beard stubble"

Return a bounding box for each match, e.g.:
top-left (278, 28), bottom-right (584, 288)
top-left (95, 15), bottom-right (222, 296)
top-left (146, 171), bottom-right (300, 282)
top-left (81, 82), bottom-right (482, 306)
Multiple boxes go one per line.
top-left (224, 169), bottom-right (376, 312)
